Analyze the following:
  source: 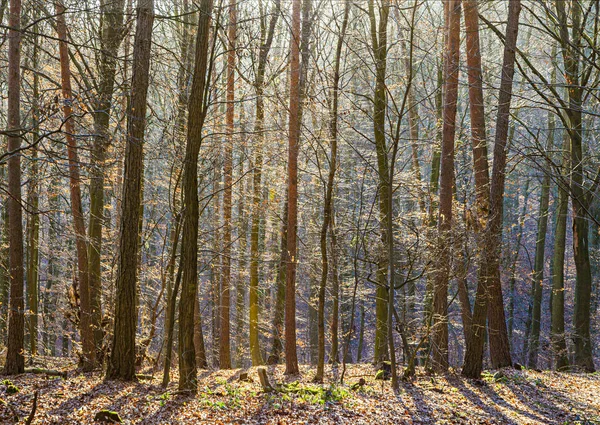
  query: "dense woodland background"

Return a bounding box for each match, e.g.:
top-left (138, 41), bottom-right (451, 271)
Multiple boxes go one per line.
top-left (0, 0), bottom-right (599, 394)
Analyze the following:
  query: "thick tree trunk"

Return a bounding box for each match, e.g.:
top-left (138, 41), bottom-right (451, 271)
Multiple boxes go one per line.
top-left (555, 0), bottom-right (595, 373)
top-left (463, 0), bottom-right (521, 378)
top-left (432, 0), bottom-right (460, 373)
top-left (4, 0), bottom-right (25, 375)
top-left (107, 0), bottom-right (154, 381)
top-left (88, 0), bottom-right (126, 358)
top-left (178, 0), bottom-right (213, 391)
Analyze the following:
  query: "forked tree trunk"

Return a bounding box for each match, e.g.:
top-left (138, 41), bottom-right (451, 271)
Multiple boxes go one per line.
top-left (463, 0), bottom-right (521, 378)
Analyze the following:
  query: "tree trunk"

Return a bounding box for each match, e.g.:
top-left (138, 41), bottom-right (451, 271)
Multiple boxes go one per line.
top-left (219, 0), bottom-right (237, 370)
top-left (55, 0), bottom-right (96, 370)
top-left (527, 166), bottom-right (551, 368)
top-left (268, 195), bottom-right (287, 364)
top-left (284, 0), bottom-right (309, 376)
top-left (463, 0), bottom-right (521, 378)
top-left (26, 27), bottom-right (41, 356)
top-left (178, 0), bottom-right (213, 391)
top-left (368, 0), bottom-right (391, 364)
top-left (555, 0), bottom-right (595, 373)
top-left (107, 0), bottom-right (154, 381)
top-left (551, 131), bottom-right (570, 370)
top-left (315, 0), bottom-right (349, 383)
top-left (4, 0), bottom-right (25, 375)
top-left (432, 0), bottom-right (460, 373)
top-left (88, 0), bottom-right (126, 357)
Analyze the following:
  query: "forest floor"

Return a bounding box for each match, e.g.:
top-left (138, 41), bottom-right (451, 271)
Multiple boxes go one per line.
top-left (0, 357), bottom-right (599, 424)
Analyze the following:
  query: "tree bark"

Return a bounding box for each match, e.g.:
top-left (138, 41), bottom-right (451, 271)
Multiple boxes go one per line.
top-left (55, 0), bottom-right (96, 370)
top-left (463, 0), bottom-right (521, 378)
top-left (107, 0), bottom-right (154, 381)
top-left (88, 0), bottom-right (126, 357)
top-left (315, 0), bottom-right (349, 383)
top-left (219, 0), bottom-right (237, 370)
top-left (432, 0), bottom-right (460, 373)
top-left (178, 0), bottom-right (213, 391)
top-left (4, 0), bottom-right (25, 375)
top-left (555, 0), bottom-right (595, 373)
top-left (551, 131), bottom-right (570, 370)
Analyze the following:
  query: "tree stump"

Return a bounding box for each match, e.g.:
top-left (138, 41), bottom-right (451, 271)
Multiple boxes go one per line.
top-left (257, 367), bottom-right (273, 391)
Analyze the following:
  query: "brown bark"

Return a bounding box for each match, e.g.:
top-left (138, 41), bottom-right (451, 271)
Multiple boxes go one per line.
top-left (315, 0), bottom-right (349, 383)
top-left (463, 0), bottom-right (521, 378)
top-left (55, 0), bottom-right (96, 371)
top-left (219, 0), bottom-right (237, 370)
top-left (250, 0), bottom-right (280, 367)
top-left (88, 0), bottom-right (126, 356)
top-left (284, 0), bottom-right (310, 376)
top-left (431, 0), bottom-right (461, 373)
top-left (178, 0), bottom-right (213, 391)
top-left (107, 0), bottom-right (154, 381)
top-left (4, 0), bottom-right (24, 375)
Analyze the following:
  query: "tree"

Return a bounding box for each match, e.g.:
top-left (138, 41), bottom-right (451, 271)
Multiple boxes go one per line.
top-left (315, 0), bottom-right (350, 383)
top-left (178, 0), bottom-right (213, 391)
top-left (55, 0), bottom-right (96, 371)
top-left (463, 0), bottom-right (522, 378)
top-left (4, 0), bottom-right (25, 375)
top-left (431, 0), bottom-right (460, 373)
top-left (249, 0), bottom-right (280, 367)
top-left (107, 0), bottom-right (154, 381)
top-left (284, 0), bottom-right (312, 376)
top-left (555, 0), bottom-right (596, 373)
top-left (88, 0), bottom-right (126, 356)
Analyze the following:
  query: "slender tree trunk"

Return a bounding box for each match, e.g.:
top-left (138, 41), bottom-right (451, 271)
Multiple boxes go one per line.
top-left (55, 0), bottom-right (96, 370)
top-left (368, 0), bottom-right (391, 363)
top-left (178, 0), bottom-right (213, 391)
top-left (508, 178), bottom-right (530, 343)
top-left (315, 0), bottom-right (349, 382)
top-left (551, 132), bottom-right (570, 370)
top-left (249, 0), bottom-right (279, 367)
top-left (284, 0), bottom-right (309, 376)
top-left (527, 167), bottom-right (551, 368)
top-left (432, 0), bottom-right (460, 373)
top-left (219, 0), bottom-right (237, 370)
top-left (26, 28), bottom-right (41, 356)
top-left (4, 0), bottom-right (25, 375)
top-left (463, 0), bottom-right (521, 378)
top-left (268, 195), bottom-right (287, 364)
top-left (107, 0), bottom-right (154, 381)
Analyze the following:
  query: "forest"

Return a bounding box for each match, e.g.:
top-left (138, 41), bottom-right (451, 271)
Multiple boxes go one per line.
top-left (0, 0), bottom-right (599, 423)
